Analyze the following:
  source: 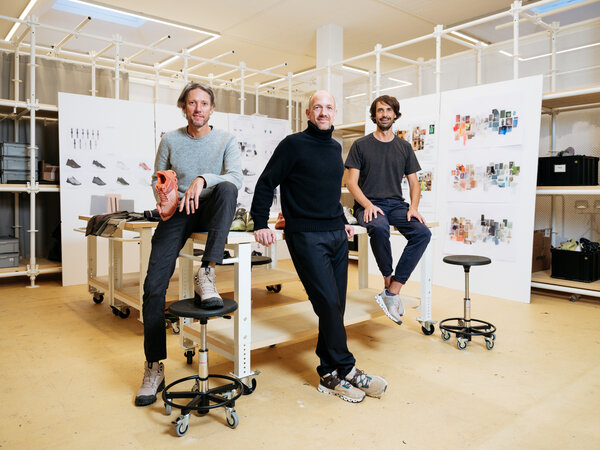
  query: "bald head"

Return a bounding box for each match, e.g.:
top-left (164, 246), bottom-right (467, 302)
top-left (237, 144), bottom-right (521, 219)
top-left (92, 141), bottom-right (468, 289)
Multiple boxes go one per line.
top-left (306, 90), bottom-right (337, 131)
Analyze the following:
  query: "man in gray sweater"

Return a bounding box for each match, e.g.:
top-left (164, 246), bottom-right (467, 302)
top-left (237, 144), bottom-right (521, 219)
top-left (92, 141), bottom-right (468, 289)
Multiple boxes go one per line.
top-left (136, 82), bottom-right (242, 407)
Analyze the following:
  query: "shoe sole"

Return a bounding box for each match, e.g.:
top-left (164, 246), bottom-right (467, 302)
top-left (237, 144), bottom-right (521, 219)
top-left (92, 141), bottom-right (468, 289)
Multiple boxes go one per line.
top-left (134, 378), bottom-right (165, 406)
top-left (363, 383), bottom-right (387, 399)
top-left (317, 384), bottom-right (365, 403)
top-left (375, 294), bottom-right (403, 325)
top-left (194, 295), bottom-right (224, 309)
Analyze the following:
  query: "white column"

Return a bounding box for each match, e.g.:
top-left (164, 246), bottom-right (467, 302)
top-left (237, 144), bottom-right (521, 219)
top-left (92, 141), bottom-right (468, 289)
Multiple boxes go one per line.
top-left (550, 22), bottom-right (559, 92)
top-left (27, 16), bottom-right (39, 288)
top-left (375, 44), bottom-right (381, 98)
top-left (435, 25), bottom-right (442, 94)
top-left (511, 1), bottom-right (522, 80)
top-left (90, 51), bottom-right (97, 96)
top-left (316, 24), bottom-right (343, 123)
top-left (417, 57), bottom-right (423, 96)
top-left (239, 61), bottom-right (246, 114)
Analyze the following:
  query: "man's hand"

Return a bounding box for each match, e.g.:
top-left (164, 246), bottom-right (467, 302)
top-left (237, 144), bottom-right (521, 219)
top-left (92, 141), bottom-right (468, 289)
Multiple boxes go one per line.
top-left (363, 204), bottom-right (384, 223)
top-left (407, 206), bottom-right (426, 224)
top-left (254, 228), bottom-right (277, 247)
top-left (179, 177), bottom-right (206, 215)
top-left (344, 224), bottom-right (355, 240)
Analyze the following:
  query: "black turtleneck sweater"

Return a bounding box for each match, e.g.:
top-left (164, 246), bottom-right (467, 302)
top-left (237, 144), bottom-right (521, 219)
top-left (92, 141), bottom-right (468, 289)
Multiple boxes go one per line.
top-left (250, 121), bottom-right (346, 233)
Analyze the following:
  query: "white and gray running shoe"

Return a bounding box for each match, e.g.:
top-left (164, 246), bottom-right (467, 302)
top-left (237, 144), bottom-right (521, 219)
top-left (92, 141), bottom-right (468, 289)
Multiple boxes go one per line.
top-left (135, 361), bottom-right (165, 406)
top-left (375, 289), bottom-right (404, 324)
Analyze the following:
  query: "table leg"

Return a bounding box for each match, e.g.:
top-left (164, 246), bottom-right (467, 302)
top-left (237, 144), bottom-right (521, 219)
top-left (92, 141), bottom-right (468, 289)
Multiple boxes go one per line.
top-left (233, 242), bottom-right (252, 379)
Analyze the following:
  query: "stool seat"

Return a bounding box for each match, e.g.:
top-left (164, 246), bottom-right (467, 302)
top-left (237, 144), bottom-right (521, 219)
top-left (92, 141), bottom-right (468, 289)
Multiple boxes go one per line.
top-left (443, 255), bottom-right (491, 267)
top-left (168, 298), bottom-right (237, 320)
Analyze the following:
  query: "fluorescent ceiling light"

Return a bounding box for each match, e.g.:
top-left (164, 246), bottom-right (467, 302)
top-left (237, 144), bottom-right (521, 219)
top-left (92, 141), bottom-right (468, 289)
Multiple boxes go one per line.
top-left (259, 77), bottom-right (287, 88)
top-left (449, 30), bottom-right (488, 47)
top-left (345, 81), bottom-right (413, 99)
top-left (4, 0), bottom-right (38, 42)
top-left (521, 41), bottom-right (600, 61)
top-left (157, 35), bottom-right (222, 68)
top-left (531, 0), bottom-right (588, 14)
top-left (69, 0), bottom-right (219, 36)
top-left (53, 0), bottom-right (144, 27)
top-left (342, 65), bottom-right (369, 75)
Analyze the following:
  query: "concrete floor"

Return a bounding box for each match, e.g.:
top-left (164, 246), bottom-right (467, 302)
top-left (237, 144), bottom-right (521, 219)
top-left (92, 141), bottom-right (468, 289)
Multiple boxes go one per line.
top-left (1, 260), bottom-right (599, 449)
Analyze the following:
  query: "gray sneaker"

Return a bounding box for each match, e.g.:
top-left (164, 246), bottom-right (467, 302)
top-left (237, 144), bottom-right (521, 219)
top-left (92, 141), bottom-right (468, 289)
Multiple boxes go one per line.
top-left (194, 266), bottom-right (224, 309)
top-left (317, 371), bottom-right (365, 403)
top-left (135, 361), bottom-right (165, 406)
top-left (345, 366), bottom-right (387, 398)
top-left (375, 289), bottom-right (404, 324)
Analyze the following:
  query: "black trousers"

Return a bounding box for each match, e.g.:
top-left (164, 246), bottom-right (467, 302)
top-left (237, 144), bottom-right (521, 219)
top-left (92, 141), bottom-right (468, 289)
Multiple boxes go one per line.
top-left (285, 229), bottom-right (356, 378)
top-left (142, 182), bottom-right (237, 362)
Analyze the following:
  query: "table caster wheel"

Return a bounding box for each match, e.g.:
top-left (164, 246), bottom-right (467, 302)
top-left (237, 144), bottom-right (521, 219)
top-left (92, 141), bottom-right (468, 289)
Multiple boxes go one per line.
top-left (226, 409), bottom-right (239, 429)
top-left (164, 402), bottom-right (172, 416)
top-left (485, 339), bottom-right (495, 350)
top-left (457, 339), bottom-right (468, 350)
top-left (441, 329), bottom-right (451, 341)
top-left (173, 415), bottom-right (190, 437)
top-left (93, 293), bottom-right (104, 304)
top-left (111, 306), bottom-right (120, 316)
top-left (118, 308), bottom-right (130, 319)
top-left (569, 294), bottom-right (581, 302)
top-left (184, 350), bottom-right (195, 365)
top-left (243, 377), bottom-right (257, 395)
top-left (171, 322), bottom-right (180, 335)
top-left (266, 284), bottom-right (281, 293)
top-left (421, 324), bottom-right (435, 335)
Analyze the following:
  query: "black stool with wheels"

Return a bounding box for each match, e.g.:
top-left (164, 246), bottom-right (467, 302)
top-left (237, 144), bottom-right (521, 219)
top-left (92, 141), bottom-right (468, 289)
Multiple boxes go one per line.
top-left (163, 298), bottom-right (244, 437)
top-left (439, 255), bottom-right (496, 351)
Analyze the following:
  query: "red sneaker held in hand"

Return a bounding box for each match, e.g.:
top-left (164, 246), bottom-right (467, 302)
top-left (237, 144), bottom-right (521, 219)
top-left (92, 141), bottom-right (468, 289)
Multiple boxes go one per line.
top-left (155, 170), bottom-right (178, 221)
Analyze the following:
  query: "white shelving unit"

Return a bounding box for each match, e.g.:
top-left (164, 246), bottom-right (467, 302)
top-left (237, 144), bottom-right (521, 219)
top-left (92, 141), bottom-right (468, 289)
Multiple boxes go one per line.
top-left (532, 87), bottom-right (600, 299)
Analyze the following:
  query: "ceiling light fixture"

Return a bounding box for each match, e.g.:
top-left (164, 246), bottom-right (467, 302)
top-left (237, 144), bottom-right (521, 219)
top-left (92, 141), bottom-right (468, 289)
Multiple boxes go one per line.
top-left (3, 0), bottom-right (38, 42)
top-left (259, 77), bottom-right (287, 88)
top-left (342, 65), bottom-right (369, 75)
top-left (449, 30), bottom-right (488, 47)
top-left (157, 35), bottom-right (222, 68)
top-left (520, 41), bottom-right (600, 61)
top-left (345, 81), bottom-right (413, 99)
top-left (69, 0), bottom-right (219, 36)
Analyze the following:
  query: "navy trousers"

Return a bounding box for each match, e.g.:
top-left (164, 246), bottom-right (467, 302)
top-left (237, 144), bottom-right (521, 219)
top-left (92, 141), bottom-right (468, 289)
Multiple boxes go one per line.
top-left (142, 182), bottom-right (237, 362)
top-left (355, 199), bottom-right (431, 285)
top-left (285, 229), bottom-right (356, 378)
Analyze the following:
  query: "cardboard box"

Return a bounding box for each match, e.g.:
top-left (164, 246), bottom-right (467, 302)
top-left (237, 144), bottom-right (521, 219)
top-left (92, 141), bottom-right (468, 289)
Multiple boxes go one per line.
top-left (39, 161), bottom-right (59, 182)
top-left (532, 229), bottom-right (552, 272)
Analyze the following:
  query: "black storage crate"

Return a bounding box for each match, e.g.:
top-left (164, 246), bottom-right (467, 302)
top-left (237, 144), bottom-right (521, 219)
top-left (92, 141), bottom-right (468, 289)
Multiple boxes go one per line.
top-left (551, 248), bottom-right (600, 283)
top-left (538, 155), bottom-right (599, 186)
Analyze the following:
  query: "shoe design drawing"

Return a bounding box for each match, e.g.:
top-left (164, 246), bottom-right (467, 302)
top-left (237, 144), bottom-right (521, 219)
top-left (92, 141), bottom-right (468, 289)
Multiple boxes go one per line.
top-left (194, 267), bottom-right (224, 309)
top-left (66, 176), bottom-right (81, 186)
top-left (244, 186), bottom-right (254, 195)
top-left (92, 160), bottom-right (106, 169)
top-left (242, 168), bottom-right (255, 176)
top-left (117, 161), bottom-right (129, 170)
top-left (116, 177), bottom-right (129, 186)
top-left (66, 159), bottom-right (81, 169)
top-left (139, 162), bottom-right (151, 171)
top-left (135, 361), bottom-right (165, 406)
top-left (155, 170), bottom-right (178, 221)
top-left (375, 289), bottom-right (404, 325)
top-left (92, 176), bottom-right (106, 186)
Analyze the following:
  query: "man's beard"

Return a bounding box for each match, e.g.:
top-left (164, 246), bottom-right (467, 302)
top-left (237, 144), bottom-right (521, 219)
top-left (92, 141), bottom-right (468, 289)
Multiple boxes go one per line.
top-left (377, 119), bottom-right (393, 131)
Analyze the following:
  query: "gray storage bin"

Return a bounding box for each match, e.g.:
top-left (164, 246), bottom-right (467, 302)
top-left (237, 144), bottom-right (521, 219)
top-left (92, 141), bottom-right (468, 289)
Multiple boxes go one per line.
top-left (0, 156), bottom-right (30, 171)
top-left (0, 236), bottom-right (19, 254)
top-left (0, 169), bottom-right (38, 183)
top-left (0, 252), bottom-right (19, 268)
top-left (0, 142), bottom-right (31, 158)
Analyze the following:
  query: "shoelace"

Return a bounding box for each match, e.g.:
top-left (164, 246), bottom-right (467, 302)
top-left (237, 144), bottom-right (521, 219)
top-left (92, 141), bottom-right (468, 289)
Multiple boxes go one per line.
top-left (157, 189), bottom-right (168, 203)
top-left (142, 365), bottom-right (160, 388)
top-left (350, 369), bottom-right (371, 388)
top-left (196, 269), bottom-right (217, 294)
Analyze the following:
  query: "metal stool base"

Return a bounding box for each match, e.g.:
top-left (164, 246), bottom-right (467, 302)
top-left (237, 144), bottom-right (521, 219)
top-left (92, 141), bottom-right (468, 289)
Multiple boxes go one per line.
top-left (439, 318), bottom-right (496, 350)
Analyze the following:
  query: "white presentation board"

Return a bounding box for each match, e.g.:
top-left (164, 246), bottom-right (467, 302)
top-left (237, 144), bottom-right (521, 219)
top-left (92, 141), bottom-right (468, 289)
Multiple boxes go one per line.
top-left (58, 93), bottom-right (157, 286)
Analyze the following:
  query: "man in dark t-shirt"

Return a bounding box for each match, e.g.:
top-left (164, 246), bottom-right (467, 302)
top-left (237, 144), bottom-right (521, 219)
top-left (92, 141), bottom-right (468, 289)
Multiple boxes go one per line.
top-left (345, 95), bottom-right (431, 325)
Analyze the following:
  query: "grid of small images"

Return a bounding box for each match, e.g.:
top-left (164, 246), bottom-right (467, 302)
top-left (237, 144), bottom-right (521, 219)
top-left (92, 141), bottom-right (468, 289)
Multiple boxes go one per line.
top-left (448, 214), bottom-right (513, 246)
top-left (451, 161), bottom-right (520, 192)
top-left (453, 108), bottom-right (519, 146)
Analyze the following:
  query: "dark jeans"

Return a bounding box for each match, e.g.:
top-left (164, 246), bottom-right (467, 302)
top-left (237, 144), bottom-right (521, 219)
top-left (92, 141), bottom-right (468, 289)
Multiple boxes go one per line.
top-left (142, 182), bottom-right (237, 362)
top-left (356, 199), bottom-right (431, 285)
top-left (285, 229), bottom-right (356, 378)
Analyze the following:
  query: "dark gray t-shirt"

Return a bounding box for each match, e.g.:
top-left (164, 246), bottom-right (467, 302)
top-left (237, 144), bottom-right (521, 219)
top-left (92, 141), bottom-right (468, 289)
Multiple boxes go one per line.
top-left (344, 133), bottom-right (421, 202)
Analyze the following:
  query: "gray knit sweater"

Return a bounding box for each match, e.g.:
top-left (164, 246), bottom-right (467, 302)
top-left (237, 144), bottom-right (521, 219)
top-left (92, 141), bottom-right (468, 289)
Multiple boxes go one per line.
top-left (152, 126), bottom-right (242, 200)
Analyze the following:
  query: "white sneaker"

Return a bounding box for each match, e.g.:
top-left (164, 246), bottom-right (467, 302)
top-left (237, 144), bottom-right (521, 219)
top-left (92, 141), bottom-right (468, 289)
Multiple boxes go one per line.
top-left (194, 266), bottom-right (223, 308)
top-left (375, 289), bottom-right (404, 324)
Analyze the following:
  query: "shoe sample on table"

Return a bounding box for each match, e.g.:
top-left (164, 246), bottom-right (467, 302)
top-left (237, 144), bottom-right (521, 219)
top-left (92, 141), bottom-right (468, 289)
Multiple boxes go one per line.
top-left (317, 371), bottom-right (365, 403)
top-left (155, 170), bottom-right (178, 221)
top-left (116, 177), bottom-right (129, 186)
top-left (135, 361), bottom-right (165, 406)
top-left (344, 366), bottom-right (387, 398)
top-left (343, 206), bottom-right (358, 225)
top-left (375, 289), bottom-right (404, 324)
top-left (92, 176), bottom-right (106, 186)
top-left (92, 160), bottom-right (106, 169)
top-left (139, 162), bottom-right (151, 171)
top-left (66, 158), bottom-right (81, 169)
top-left (230, 208), bottom-right (247, 231)
top-left (246, 213), bottom-right (254, 232)
top-left (194, 266), bottom-right (224, 309)
top-left (274, 212), bottom-right (285, 230)
top-left (66, 176), bottom-right (81, 186)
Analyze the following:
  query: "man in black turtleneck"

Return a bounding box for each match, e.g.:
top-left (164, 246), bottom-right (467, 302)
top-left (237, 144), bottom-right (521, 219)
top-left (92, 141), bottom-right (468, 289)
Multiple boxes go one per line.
top-left (250, 91), bottom-right (387, 404)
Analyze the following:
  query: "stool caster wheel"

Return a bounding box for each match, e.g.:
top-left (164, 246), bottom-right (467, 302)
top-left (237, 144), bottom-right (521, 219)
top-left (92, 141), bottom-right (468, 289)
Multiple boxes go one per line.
top-left (242, 377), bottom-right (257, 395)
top-left (118, 308), bottom-right (130, 319)
top-left (225, 408), bottom-right (239, 428)
top-left (485, 338), bottom-right (495, 350)
top-left (441, 330), bottom-right (451, 341)
top-left (457, 338), bottom-right (468, 350)
top-left (111, 306), bottom-right (120, 316)
top-left (421, 324), bottom-right (435, 336)
top-left (171, 322), bottom-right (180, 335)
top-left (569, 294), bottom-right (581, 302)
top-left (266, 284), bottom-right (281, 293)
top-left (164, 403), bottom-right (172, 416)
top-left (184, 350), bottom-right (195, 365)
top-left (173, 414), bottom-right (190, 437)
top-left (93, 293), bottom-right (104, 304)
